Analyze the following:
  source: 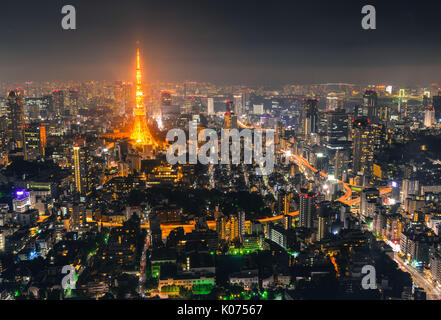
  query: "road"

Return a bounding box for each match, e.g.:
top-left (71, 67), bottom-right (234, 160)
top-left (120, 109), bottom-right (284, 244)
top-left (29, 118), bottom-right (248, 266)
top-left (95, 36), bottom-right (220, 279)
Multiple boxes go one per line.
top-left (138, 229), bottom-right (151, 297)
top-left (393, 252), bottom-right (441, 300)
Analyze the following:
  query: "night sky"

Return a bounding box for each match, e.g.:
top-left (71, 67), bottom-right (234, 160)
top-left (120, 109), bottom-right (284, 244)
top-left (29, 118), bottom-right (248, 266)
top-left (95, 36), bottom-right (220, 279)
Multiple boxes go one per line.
top-left (2, 0), bottom-right (441, 85)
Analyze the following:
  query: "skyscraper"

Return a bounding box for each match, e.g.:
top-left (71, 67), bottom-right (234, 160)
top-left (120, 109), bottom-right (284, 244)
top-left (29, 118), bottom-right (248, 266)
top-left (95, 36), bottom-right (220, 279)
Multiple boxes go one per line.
top-left (362, 89), bottom-right (378, 122)
top-left (216, 216), bottom-right (228, 241)
top-left (433, 93), bottom-right (441, 122)
top-left (317, 202), bottom-right (332, 241)
top-left (360, 188), bottom-right (380, 218)
top-left (233, 94), bottom-right (243, 116)
top-left (6, 90), bottom-right (25, 150)
top-left (223, 100), bottom-right (237, 129)
top-left (23, 123), bottom-right (43, 160)
top-left (302, 98), bottom-right (319, 139)
top-left (352, 117), bottom-right (374, 176)
top-left (299, 191), bottom-right (317, 228)
top-left (73, 146), bottom-right (92, 196)
top-left (51, 90), bottom-right (64, 116)
top-left (325, 109), bottom-right (349, 145)
top-left (402, 179), bottom-right (420, 204)
top-left (325, 109), bottom-right (350, 181)
top-left (207, 97), bottom-right (214, 115)
top-left (424, 104), bottom-right (435, 127)
top-left (160, 91), bottom-right (172, 106)
top-left (229, 211), bottom-right (245, 242)
top-left (66, 89), bottom-right (79, 116)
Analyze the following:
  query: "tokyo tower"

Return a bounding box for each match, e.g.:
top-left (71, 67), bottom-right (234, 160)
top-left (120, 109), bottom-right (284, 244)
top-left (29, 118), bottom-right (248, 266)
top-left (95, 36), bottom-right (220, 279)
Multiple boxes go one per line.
top-left (130, 42), bottom-right (157, 147)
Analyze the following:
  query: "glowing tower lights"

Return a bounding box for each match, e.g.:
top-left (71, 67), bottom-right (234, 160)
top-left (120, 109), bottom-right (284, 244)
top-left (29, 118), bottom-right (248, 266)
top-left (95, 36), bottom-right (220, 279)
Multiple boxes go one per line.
top-left (130, 42), bottom-right (157, 147)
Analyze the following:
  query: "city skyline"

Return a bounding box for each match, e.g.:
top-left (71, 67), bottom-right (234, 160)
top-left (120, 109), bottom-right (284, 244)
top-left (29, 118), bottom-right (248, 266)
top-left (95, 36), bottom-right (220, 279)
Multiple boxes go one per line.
top-left (3, 0), bottom-right (441, 304)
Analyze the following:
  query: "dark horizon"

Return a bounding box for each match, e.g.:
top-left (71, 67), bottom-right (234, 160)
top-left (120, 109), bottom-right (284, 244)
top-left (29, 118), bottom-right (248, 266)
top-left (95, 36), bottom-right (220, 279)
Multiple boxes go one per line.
top-left (2, 0), bottom-right (441, 86)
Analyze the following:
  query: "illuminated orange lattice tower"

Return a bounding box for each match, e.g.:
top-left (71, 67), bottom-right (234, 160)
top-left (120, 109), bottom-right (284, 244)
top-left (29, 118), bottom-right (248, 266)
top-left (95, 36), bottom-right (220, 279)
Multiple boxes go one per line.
top-left (130, 42), bottom-right (157, 146)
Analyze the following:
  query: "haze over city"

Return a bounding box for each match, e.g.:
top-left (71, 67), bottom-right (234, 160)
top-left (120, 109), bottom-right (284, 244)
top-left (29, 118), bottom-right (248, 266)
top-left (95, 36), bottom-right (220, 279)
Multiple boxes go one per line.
top-left (2, 0), bottom-right (441, 85)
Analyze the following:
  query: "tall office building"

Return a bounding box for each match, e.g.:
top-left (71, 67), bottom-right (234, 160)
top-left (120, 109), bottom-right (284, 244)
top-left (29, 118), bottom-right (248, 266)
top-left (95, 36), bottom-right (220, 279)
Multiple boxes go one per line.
top-left (302, 98), bottom-right (319, 139)
top-left (283, 192), bottom-right (293, 216)
top-left (0, 231), bottom-right (5, 252)
top-left (362, 90), bottom-right (378, 122)
top-left (39, 95), bottom-right (52, 119)
top-left (424, 105), bottom-right (436, 127)
top-left (216, 216), bottom-right (228, 240)
top-left (40, 124), bottom-right (47, 154)
top-left (352, 117), bottom-right (374, 176)
top-left (238, 211), bottom-right (246, 240)
top-left (325, 109), bottom-right (350, 181)
top-left (73, 146), bottom-right (92, 196)
top-left (160, 91), bottom-right (172, 106)
top-left (317, 202), bottom-right (332, 241)
top-left (24, 97), bottom-right (44, 120)
top-left (229, 211), bottom-right (246, 242)
top-left (398, 88), bottom-right (407, 119)
top-left (360, 188), bottom-right (380, 218)
top-left (12, 190), bottom-right (31, 213)
top-left (325, 109), bottom-right (349, 145)
top-left (23, 123), bottom-right (44, 160)
top-left (233, 94), bottom-right (243, 116)
top-left (0, 97), bottom-right (6, 117)
top-left (433, 93), bottom-right (441, 123)
top-left (66, 89), bottom-right (79, 116)
top-left (207, 97), bottom-right (214, 115)
top-left (224, 100), bottom-right (237, 129)
top-left (51, 90), bottom-right (64, 116)
top-left (281, 190), bottom-right (294, 229)
top-left (299, 191), bottom-right (317, 228)
top-left (402, 179), bottom-right (420, 204)
top-left (149, 214), bottom-right (163, 248)
top-left (371, 123), bottom-right (387, 151)
top-left (6, 90), bottom-right (25, 150)
top-left (122, 83), bottom-right (135, 115)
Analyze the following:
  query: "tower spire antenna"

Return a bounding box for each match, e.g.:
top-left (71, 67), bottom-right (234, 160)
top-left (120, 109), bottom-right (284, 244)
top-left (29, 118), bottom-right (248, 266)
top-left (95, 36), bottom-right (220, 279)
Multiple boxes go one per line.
top-left (136, 41), bottom-right (141, 69)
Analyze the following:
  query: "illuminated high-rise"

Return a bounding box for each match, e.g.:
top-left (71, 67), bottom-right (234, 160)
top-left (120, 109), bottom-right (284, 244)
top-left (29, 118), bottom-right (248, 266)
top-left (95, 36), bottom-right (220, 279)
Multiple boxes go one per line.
top-left (216, 216), bottom-right (228, 240)
top-left (207, 97), bottom-right (214, 115)
top-left (6, 90), bottom-right (25, 149)
top-left (299, 191), bottom-right (317, 228)
top-left (229, 211), bottom-right (245, 242)
top-left (325, 108), bottom-right (348, 145)
top-left (66, 89), bottom-right (79, 116)
top-left (24, 123), bottom-right (44, 160)
top-left (51, 90), bottom-right (64, 116)
top-left (433, 93), bottom-right (441, 122)
top-left (223, 100), bottom-right (237, 129)
top-left (424, 105), bottom-right (435, 127)
top-left (302, 98), bottom-right (319, 139)
top-left (362, 89), bottom-right (378, 122)
top-left (360, 188), bottom-right (380, 218)
top-left (352, 117), bottom-right (374, 176)
top-left (160, 91), bottom-right (172, 106)
top-left (73, 146), bottom-right (92, 195)
top-left (233, 94), bottom-right (243, 115)
top-left (130, 43), bottom-right (157, 147)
